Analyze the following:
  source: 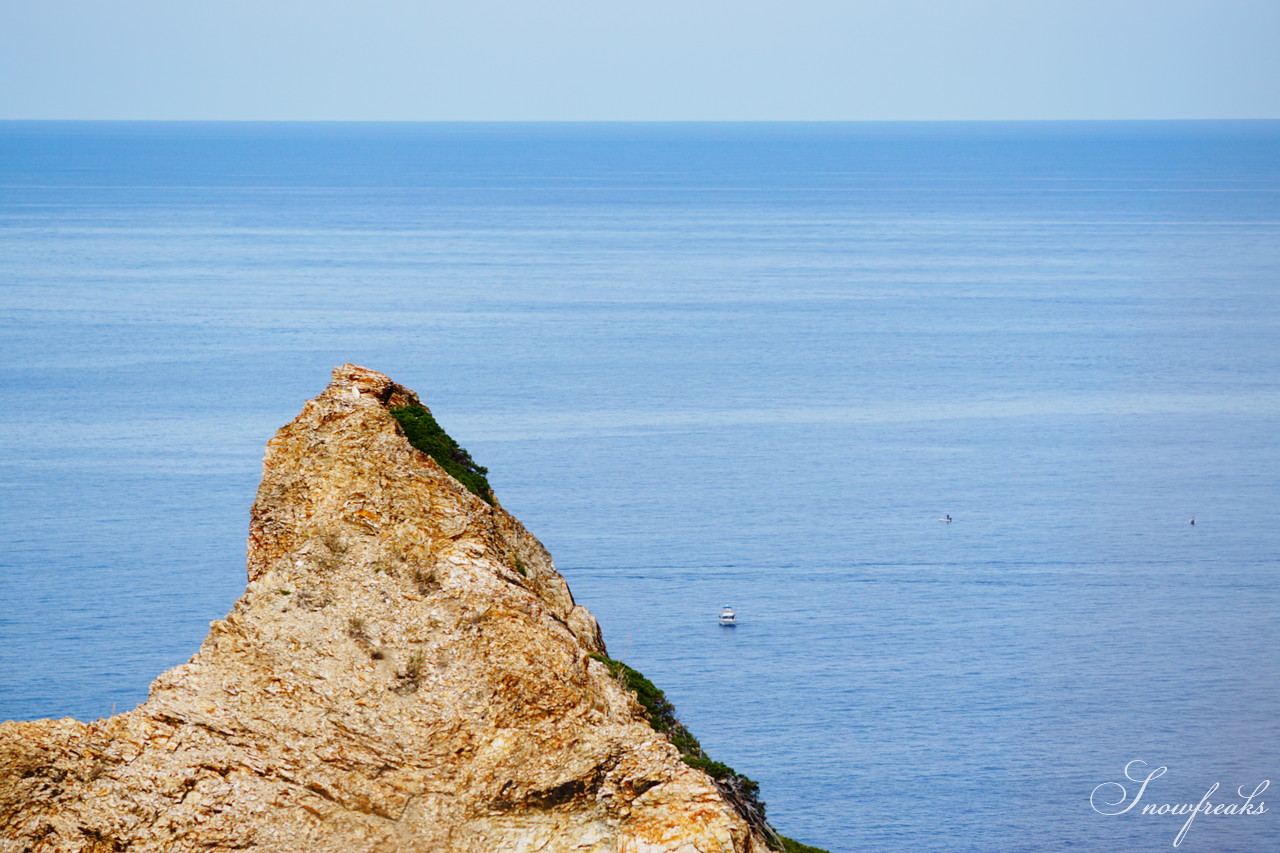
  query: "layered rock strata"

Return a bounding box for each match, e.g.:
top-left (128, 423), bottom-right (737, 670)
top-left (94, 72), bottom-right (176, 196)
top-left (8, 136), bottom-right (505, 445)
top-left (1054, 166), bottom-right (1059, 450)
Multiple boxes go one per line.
top-left (0, 365), bottom-right (773, 853)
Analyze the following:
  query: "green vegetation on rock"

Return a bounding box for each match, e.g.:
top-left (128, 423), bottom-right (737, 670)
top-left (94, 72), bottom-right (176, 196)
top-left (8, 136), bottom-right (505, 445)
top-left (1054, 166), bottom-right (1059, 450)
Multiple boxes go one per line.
top-left (589, 653), bottom-right (829, 853)
top-left (777, 835), bottom-right (832, 853)
top-left (388, 404), bottom-right (494, 504)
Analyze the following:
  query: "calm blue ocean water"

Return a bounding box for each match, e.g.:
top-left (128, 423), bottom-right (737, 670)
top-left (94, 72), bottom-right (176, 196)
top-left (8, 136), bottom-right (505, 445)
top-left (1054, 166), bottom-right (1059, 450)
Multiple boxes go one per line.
top-left (1, 121), bottom-right (1278, 851)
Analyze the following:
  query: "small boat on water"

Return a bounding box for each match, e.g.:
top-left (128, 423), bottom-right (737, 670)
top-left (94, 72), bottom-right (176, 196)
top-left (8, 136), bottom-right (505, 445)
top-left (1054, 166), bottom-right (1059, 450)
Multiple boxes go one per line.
top-left (719, 606), bottom-right (737, 626)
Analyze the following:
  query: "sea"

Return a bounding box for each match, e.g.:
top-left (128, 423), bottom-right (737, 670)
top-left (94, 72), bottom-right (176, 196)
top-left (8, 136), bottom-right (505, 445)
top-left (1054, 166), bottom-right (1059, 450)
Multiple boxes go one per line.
top-left (1, 121), bottom-right (1277, 852)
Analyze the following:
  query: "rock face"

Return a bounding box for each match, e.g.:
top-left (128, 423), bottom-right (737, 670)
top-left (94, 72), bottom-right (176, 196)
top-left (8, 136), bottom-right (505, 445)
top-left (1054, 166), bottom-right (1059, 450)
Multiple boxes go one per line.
top-left (0, 365), bottom-right (773, 853)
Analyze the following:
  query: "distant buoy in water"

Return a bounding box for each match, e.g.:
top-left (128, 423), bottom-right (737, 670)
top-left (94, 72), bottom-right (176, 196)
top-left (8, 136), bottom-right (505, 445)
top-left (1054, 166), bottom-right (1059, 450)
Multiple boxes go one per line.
top-left (1189, 517), bottom-right (1196, 525)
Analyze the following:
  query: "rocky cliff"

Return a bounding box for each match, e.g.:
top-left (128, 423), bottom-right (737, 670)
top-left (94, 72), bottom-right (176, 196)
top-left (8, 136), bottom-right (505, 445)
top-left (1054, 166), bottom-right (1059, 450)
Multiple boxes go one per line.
top-left (0, 365), bottom-right (781, 853)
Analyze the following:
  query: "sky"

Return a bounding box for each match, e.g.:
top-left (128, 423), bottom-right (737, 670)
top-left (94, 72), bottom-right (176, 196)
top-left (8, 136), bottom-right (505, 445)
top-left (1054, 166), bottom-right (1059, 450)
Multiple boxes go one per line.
top-left (1, 0), bottom-right (1278, 121)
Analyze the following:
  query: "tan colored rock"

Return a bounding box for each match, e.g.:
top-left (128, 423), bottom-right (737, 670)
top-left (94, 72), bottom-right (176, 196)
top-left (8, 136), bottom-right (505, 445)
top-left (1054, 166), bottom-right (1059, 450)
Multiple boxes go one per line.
top-left (0, 365), bottom-right (774, 853)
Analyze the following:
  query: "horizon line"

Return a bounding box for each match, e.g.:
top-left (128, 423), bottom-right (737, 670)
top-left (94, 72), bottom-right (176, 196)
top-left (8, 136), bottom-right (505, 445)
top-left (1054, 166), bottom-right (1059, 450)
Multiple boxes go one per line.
top-left (3, 117), bottom-right (1280, 127)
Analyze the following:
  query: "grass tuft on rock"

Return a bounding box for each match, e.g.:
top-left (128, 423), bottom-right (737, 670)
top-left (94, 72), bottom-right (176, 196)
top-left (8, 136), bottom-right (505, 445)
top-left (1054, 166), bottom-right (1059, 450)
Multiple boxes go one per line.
top-left (589, 653), bottom-right (828, 852)
top-left (388, 404), bottom-right (494, 504)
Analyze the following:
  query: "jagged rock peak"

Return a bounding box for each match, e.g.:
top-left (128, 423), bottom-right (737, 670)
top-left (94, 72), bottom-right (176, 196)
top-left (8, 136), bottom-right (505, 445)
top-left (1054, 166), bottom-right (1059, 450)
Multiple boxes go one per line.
top-left (323, 362), bottom-right (427, 407)
top-left (0, 366), bottom-right (773, 853)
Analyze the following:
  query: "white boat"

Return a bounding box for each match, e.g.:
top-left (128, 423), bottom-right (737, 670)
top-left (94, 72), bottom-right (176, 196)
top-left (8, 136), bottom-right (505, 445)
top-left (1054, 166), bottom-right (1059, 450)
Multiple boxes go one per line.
top-left (718, 606), bottom-right (737, 626)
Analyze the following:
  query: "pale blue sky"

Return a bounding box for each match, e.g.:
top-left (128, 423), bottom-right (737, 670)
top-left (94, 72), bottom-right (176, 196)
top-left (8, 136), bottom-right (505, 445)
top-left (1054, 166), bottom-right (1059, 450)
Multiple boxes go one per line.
top-left (2, 0), bottom-right (1277, 120)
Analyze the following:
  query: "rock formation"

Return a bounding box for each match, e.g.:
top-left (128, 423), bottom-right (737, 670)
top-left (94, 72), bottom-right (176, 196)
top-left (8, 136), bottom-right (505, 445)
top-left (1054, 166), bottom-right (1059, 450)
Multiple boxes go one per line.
top-left (0, 365), bottom-right (777, 852)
